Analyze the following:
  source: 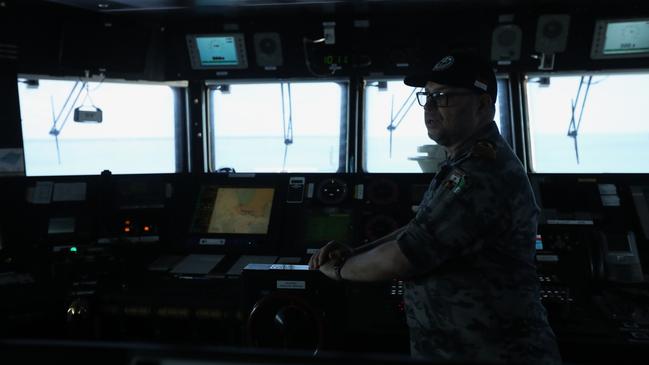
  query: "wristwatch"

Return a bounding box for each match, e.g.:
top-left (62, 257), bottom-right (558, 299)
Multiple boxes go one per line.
top-left (333, 257), bottom-right (347, 281)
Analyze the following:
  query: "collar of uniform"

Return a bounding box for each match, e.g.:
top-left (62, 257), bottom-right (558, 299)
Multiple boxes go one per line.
top-left (447, 121), bottom-right (499, 164)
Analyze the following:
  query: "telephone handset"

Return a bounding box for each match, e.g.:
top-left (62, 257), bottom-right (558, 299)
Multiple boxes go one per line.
top-left (588, 230), bottom-right (645, 283)
top-left (586, 230), bottom-right (607, 283)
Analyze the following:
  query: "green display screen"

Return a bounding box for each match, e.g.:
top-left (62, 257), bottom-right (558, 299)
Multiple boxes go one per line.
top-left (304, 212), bottom-right (353, 244)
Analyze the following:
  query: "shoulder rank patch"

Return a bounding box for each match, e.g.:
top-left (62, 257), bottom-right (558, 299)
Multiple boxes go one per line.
top-left (470, 140), bottom-right (497, 160)
top-left (443, 168), bottom-right (468, 194)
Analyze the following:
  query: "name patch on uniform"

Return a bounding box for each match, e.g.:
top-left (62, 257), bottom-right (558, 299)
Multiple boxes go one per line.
top-left (443, 168), bottom-right (468, 194)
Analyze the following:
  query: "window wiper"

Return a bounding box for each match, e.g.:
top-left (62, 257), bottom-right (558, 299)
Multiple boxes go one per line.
top-left (49, 96), bottom-right (61, 164)
top-left (386, 88), bottom-right (418, 158)
top-left (567, 75), bottom-right (592, 164)
top-left (49, 80), bottom-right (84, 164)
top-left (280, 82), bottom-right (294, 172)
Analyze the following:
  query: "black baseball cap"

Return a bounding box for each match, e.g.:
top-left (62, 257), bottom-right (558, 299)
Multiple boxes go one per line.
top-left (404, 52), bottom-right (497, 104)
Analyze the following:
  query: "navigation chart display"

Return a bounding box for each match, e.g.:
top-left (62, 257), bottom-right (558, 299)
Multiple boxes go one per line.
top-left (193, 186), bottom-right (275, 235)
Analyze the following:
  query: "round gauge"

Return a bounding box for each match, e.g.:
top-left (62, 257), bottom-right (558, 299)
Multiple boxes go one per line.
top-left (364, 214), bottom-right (400, 242)
top-left (248, 293), bottom-right (324, 352)
top-left (316, 178), bottom-right (348, 205)
top-left (366, 178), bottom-right (399, 205)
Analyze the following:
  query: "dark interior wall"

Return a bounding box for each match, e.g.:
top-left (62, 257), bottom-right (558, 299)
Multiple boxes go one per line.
top-left (13, 1), bottom-right (152, 78)
top-left (0, 1), bottom-right (22, 148)
top-left (508, 3), bottom-right (649, 72)
top-left (159, 1), bottom-right (649, 81)
top-left (10, 0), bottom-right (649, 81)
top-left (163, 10), bottom-right (494, 81)
top-left (0, 69), bottom-right (21, 148)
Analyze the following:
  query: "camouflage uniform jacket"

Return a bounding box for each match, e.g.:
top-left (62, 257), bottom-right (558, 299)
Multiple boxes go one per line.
top-left (396, 121), bottom-right (562, 364)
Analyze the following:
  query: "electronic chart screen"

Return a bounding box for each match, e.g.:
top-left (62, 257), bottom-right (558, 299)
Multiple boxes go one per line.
top-left (192, 186), bottom-right (275, 235)
top-left (186, 34), bottom-right (248, 69)
top-left (591, 19), bottom-right (649, 59)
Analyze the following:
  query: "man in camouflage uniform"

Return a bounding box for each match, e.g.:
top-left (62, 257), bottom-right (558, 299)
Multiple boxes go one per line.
top-left (310, 52), bottom-right (561, 364)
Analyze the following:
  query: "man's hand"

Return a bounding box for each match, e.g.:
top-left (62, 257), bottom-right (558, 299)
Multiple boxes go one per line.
top-left (318, 260), bottom-right (339, 281)
top-left (308, 240), bottom-right (353, 270)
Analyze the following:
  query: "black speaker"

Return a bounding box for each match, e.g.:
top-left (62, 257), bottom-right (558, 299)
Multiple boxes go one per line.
top-left (254, 32), bottom-right (283, 68)
top-left (535, 15), bottom-right (571, 54)
top-left (490, 24), bottom-right (522, 62)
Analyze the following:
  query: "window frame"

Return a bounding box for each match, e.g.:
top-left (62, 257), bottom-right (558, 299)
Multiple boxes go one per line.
top-left (360, 75), bottom-right (512, 173)
top-left (204, 78), bottom-right (350, 173)
top-left (17, 74), bottom-right (188, 176)
top-left (523, 69), bottom-right (649, 174)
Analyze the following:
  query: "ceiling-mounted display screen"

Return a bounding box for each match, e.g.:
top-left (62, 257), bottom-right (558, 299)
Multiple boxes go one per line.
top-left (186, 34), bottom-right (248, 69)
top-left (591, 18), bottom-right (649, 59)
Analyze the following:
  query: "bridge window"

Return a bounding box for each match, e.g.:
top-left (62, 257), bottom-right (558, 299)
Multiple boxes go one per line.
top-left (17, 78), bottom-right (179, 176)
top-left (363, 79), bottom-right (503, 173)
top-left (526, 73), bottom-right (649, 173)
top-left (208, 81), bottom-right (346, 172)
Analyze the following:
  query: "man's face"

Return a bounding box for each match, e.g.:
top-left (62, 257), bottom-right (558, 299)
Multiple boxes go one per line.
top-left (423, 81), bottom-right (482, 147)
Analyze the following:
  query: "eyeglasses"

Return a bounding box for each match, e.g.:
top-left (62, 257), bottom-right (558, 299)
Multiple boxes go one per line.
top-left (415, 90), bottom-right (478, 108)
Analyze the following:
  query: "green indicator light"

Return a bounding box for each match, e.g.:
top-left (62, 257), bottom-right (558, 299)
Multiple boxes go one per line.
top-left (70, 247), bottom-right (77, 252)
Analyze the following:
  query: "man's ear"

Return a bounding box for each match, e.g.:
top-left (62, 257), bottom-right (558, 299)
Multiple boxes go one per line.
top-left (476, 93), bottom-right (495, 122)
top-left (478, 93), bottom-right (493, 111)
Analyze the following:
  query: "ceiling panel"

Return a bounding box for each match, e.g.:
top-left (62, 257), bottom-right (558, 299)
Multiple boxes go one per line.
top-left (41, 0), bottom-right (522, 13)
top-left (37, 0), bottom-right (647, 16)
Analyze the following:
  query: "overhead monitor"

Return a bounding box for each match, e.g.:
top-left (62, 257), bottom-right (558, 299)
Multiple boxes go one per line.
top-left (186, 33), bottom-right (248, 69)
top-left (591, 18), bottom-right (649, 59)
top-left (191, 186), bottom-right (275, 250)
